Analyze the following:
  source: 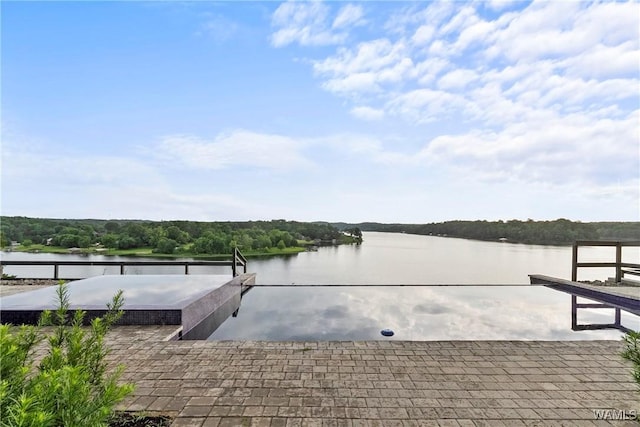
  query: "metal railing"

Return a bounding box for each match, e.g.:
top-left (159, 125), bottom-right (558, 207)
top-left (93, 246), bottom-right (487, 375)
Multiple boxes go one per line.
top-left (571, 240), bottom-right (640, 282)
top-left (1, 249), bottom-right (249, 279)
top-left (231, 248), bottom-right (247, 277)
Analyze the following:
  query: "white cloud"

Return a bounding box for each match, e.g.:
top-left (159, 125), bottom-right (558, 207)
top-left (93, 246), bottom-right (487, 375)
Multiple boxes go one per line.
top-left (332, 4), bottom-right (365, 29)
top-left (421, 110), bottom-right (640, 188)
top-left (350, 106), bottom-right (384, 121)
top-left (313, 38), bottom-right (413, 95)
top-left (314, 38), bottom-right (407, 76)
top-left (321, 72), bottom-right (379, 95)
top-left (302, 0), bottom-right (639, 129)
top-left (384, 2), bottom-right (456, 36)
top-left (437, 68), bottom-right (478, 90)
top-left (414, 57), bottom-right (449, 85)
top-left (271, 1), bottom-right (640, 211)
top-left (451, 17), bottom-right (499, 53)
top-left (270, 1), bottom-right (365, 47)
top-left (289, 0), bottom-right (638, 199)
top-left (0, 133), bottom-right (286, 221)
top-left (438, 5), bottom-right (478, 38)
top-left (486, 0), bottom-right (520, 12)
top-left (411, 25), bottom-right (435, 45)
top-left (387, 89), bottom-right (467, 122)
top-left (560, 42), bottom-right (640, 79)
top-left (156, 130), bottom-right (313, 171)
top-left (490, 1), bottom-right (639, 63)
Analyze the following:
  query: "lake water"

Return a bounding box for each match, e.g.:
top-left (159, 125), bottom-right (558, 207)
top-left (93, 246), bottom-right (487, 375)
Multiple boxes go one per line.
top-left (4, 232), bottom-right (637, 283)
top-left (3, 232), bottom-right (639, 340)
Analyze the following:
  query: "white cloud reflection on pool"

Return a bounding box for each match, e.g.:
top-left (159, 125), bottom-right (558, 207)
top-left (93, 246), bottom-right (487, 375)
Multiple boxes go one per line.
top-left (1, 275), bottom-right (232, 309)
top-left (210, 285), bottom-right (639, 341)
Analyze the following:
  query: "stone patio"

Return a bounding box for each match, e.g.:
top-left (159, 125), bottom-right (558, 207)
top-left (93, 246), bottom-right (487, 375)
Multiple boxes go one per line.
top-left (106, 326), bottom-right (639, 426)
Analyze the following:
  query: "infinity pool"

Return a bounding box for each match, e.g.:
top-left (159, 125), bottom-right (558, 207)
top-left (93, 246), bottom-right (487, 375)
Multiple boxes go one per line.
top-left (209, 285), bottom-right (639, 341)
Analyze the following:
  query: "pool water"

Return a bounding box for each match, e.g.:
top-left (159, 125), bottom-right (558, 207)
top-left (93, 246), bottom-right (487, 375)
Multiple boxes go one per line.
top-left (209, 285), bottom-right (639, 341)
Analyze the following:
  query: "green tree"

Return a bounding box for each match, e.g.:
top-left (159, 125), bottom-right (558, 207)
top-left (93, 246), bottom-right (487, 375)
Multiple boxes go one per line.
top-left (146, 226), bottom-right (166, 247)
top-left (210, 234), bottom-right (228, 254)
top-left (166, 226), bottom-right (186, 243)
top-left (123, 223), bottom-right (148, 246)
top-left (58, 235), bottom-right (80, 248)
top-left (255, 235), bottom-right (272, 250)
top-left (192, 237), bottom-right (210, 254)
top-left (154, 238), bottom-right (177, 254)
top-left (0, 231), bottom-right (9, 248)
top-left (238, 234), bottom-right (253, 251)
top-left (104, 221), bottom-right (120, 233)
top-left (353, 227), bottom-right (362, 239)
top-left (116, 236), bottom-right (137, 250)
top-left (100, 234), bottom-right (119, 249)
top-left (77, 236), bottom-right (92, 248)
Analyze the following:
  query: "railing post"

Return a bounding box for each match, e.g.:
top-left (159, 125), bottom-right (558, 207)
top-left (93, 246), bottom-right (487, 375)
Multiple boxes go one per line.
top-left (120, 263), bottom-right (125, 275)
top-left (185, 264), bottom-right (189, 275)
top-left (54, 264), bottom-right (59, 280)
top-left (615, 242), bottom-right (622, 283)
top-left (232, 248), bottom-right (237, 277)
top-left (571, 242), bottom-right (578, 281)
top-left (571, 295), bottom-right (577, 330)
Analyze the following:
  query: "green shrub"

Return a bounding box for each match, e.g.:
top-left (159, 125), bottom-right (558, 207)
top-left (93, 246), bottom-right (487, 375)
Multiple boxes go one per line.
top-left (0, 283), bottom-right (134, 426)
top-left (621, 330), bottom-right (640, 390)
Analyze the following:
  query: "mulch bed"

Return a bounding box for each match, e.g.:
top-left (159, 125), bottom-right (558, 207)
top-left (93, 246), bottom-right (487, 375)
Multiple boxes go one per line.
top-left (110, 413), bottom-right (173, 427)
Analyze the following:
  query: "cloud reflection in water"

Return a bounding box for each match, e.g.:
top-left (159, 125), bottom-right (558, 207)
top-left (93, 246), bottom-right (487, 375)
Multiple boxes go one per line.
top-left (210, 286), bottom-right (636, 341)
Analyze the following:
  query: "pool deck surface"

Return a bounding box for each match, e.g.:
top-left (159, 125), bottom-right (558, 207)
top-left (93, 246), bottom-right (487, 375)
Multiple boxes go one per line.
top-left (0, 284), bottom-right (52, 297)
top-left (100, 326), bottom-right (640, 427)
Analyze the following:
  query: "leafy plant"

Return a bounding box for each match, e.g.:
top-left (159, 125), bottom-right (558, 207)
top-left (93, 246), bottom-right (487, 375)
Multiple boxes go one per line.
top-left (0, 283), bottom-right (134, 427)
top-left (621, 330), bottom-right (640, 389)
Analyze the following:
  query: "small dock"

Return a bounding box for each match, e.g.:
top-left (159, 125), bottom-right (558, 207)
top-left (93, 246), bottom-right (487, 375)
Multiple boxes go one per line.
top-left (529, 274), bottom-right (640, 316)
top-left (530, 274), bottom-right (639, 332)
top-left (530, 240), bottom-right (640, 333)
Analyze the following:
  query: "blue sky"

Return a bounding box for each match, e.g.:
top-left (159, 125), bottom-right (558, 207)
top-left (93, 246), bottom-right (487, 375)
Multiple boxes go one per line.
top-left (2, 1), bottom-right (638, 223)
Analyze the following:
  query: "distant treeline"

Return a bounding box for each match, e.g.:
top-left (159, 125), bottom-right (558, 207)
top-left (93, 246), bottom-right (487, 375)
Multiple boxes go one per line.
top-left (0, 217), bottom-right (354, 254)
top-left (332, 219), bottom-right (640, 245)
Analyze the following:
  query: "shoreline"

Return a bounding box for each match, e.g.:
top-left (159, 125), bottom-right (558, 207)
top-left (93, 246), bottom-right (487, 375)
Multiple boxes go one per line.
top-left (1, 246), bottom-right (310, 259)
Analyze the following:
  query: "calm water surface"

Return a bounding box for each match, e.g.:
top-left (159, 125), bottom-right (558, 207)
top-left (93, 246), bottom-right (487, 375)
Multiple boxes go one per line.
top-left (211, 286), bottom-right (638, 341)
top-left (3, 232), bottom-right (638, 340)
top-left (4, 232), bottom-right (637, 283)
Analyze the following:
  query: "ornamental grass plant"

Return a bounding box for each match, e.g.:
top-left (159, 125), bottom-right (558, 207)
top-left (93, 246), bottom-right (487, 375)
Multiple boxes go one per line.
top-left (0, 283), bottom-right (134, 427)
top-left (621, 330), bottom-right (640, 390)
